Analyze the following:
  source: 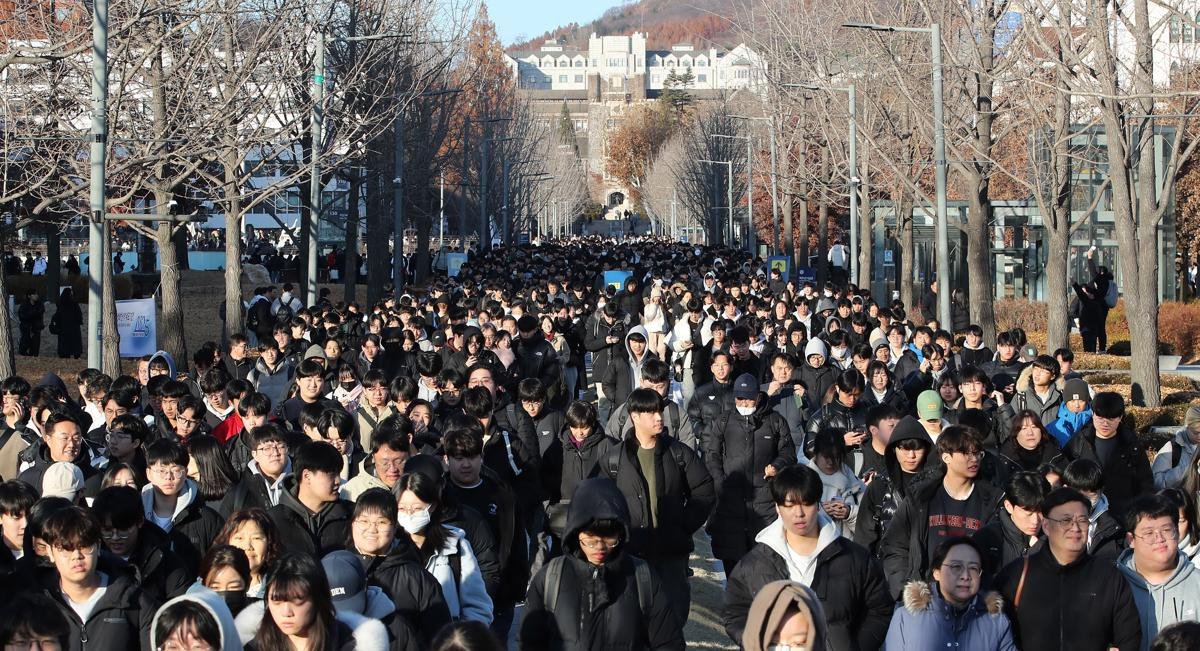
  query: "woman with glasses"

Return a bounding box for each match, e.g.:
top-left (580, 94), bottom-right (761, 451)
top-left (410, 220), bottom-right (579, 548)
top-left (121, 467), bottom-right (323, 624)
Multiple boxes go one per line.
top-left (519, 477), bottom-right (683, 650)
top-left (884, 537), bottom-right (1015, 649)
top-left (348, 488), bottom-right (451, 646)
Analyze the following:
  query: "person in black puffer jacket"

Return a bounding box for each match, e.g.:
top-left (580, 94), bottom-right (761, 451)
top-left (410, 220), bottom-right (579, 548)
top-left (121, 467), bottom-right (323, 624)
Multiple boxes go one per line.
top-left (854, 416), bottom-right (935, 557)
top-left (974, 471), bottom-right (1049, 580)
top-left (804, 370), bottom-right (869, 460)
top-left (348, 488), bottom-right (452, 647)
top-left (266, 443), bottom-right (354, 559)
top-left (687, 351), bottom-right (735, 445)
top-left (39, 506), bottom-right (160, 651)
top-left (140, 441), bottom-right (224, 577)
top-left (519, 477), bottom-right (684, 651)
top-left (702, 374), bottom-right (796, 574)
top-left (1060, 391), bottom-right (1153, 522)
top-left (723, 464), bottom-right (892, 651)
top-left (539, 402), bottom-right (619, 542)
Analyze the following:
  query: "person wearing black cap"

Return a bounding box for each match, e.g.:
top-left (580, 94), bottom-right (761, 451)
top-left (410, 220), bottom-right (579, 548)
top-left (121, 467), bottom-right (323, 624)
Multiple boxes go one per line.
top-left (703, 373), bottom-right (796, 575)
top-left (512, 314), bottom-right (560, 393)
top-left (321, 550), bottom-right (415, 650)
top-left (1062, 391), bottom-right (1152, 521)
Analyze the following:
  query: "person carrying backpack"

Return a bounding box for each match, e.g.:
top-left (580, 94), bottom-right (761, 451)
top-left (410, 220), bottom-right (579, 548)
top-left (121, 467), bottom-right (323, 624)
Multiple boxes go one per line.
top-left (519, 477), bottom-right (684, 651)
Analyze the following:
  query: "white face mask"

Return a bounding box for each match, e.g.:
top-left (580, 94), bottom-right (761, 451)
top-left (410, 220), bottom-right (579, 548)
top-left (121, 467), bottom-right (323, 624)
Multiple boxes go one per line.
top-left (832, 347), bottom-right (848, 359)
top-left (736, 405), bottom-right (756, 416)
top-left (398, 508), bottom-right (432, 534)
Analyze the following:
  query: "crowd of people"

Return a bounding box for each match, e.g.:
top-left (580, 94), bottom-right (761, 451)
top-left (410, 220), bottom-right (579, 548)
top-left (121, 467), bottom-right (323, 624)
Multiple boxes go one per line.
top-left (0, 235), bottom-right (1193, 650)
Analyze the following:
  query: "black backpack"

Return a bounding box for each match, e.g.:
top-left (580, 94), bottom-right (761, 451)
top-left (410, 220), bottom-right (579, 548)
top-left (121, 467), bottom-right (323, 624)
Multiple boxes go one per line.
top-left (542, 554), bottom-right (652, 614)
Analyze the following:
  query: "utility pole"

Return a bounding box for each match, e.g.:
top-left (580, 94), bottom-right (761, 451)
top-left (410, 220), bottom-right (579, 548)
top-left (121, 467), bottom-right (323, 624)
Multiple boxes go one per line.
top-left (710, 134), bottom-right (753, 255)
top-left (479, 122), bottom-right (489, 251)
top-left (501, 157), bottom-right (509, 246)
top-left (671, 188), bottom-right (678, 241)
top-left (439, 172), bottom-right (445, 251)
top-left (306, 31), bottom-right (325, 308)
top-left (87, 0), bottom-right (108, 369)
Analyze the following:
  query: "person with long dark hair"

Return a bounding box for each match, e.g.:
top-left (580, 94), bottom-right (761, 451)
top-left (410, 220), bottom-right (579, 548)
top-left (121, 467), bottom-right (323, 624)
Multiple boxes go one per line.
top-left (183, 435), bottom-right (238, 514)
top-left (51, 287), bottom-right (83, 359)
top-left (247, 551), bottom-right (344, 650)
top-left (394, 471), bottom-right (493, 624)
top-left (199, 544), bottom-right (254, 617)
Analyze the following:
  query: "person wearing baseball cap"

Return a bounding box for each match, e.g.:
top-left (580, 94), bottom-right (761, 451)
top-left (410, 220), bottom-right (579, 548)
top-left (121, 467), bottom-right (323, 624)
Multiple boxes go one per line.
top-left (915, 390), bottom-right (945, 442)
top-left (321, 550), bottom-right (411, 648)
top-left (41, 462), bottom-right (84, 504)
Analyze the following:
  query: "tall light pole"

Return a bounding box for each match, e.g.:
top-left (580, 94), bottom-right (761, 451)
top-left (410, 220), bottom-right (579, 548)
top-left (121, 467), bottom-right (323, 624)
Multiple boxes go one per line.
top-left (730, 115), bottom-right (780, 254)
top-left (712, 133), bottom-right (755, 257)
top-left (699, 159), bottom-right (733, 247)
top-left (87, 0), bottom-right (109, 369)
top-left (844, 21), bottom-right (948, 327)
top-left (785, 82), bottom-right (857, 283)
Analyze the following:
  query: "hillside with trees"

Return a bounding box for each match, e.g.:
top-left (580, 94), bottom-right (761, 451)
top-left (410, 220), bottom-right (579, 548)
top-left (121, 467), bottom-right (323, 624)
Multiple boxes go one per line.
top-left (507, 0), bottom-right (738, 50)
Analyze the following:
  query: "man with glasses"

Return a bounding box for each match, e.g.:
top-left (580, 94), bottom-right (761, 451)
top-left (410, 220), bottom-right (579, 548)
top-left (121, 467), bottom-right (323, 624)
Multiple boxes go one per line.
top-left (354, 370), bottom-right (396, 450)
top-left (340, 415), bottom-right (411, 500)
top-left (996, 487), bottom-right (1141, 651)
top-left (141, 440), bottom-right (223, 575)
top-left (171, 397), bottom-right (205, 444)
top-left (1117, 493), bottom-right (1200, 646)
top-left (38, 506), bottom-right (159, 650)
top-left (18, 413), bottom-right (96, 495)
top-left (225, 424), bottom-right (292, 513)
top-left (1063, 391), bottom-right (1153, 521)
top-left (520, 476), bottom-right (683, 650)
top-left (880, 426), bottom-right (1003, 598)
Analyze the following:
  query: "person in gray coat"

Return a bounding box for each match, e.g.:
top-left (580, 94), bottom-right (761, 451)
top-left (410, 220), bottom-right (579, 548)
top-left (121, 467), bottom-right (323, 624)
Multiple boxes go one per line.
top-left (1116, 494), bottom-right (1200, 651)
top-left (884, 536), bottom-right (1016, 651)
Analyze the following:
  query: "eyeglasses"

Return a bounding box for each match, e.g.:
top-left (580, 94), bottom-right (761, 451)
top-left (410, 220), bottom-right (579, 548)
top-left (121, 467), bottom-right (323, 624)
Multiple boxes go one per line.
top-left (52, 434), bottom-right (83, 444)
top-left (940, 562), bottom-right (983, 578)
top-left (176, 417), bottom-right (199, 427)
top-left (376, 457), bottom-right (405, 470)
top-left (157, 641), bottom-right (215, 651)
top-left (101, 527), bottom-right (136, 541)
top-left (1046, 515), bottom-right (1091, 530)
top-left (353, 518), bottom-right (393, 530)
top-left (105, 431), bottom-right (133, 442)
top-left (1133, 526), bottom-right (1180, 542)
top-left (255, 443), bottom-right (287, 455)
top-left (150, 465), bottom-right (186, 478)
top-left (578, 536), bottom-right (619, 550)
top-left (7, 639), bottom-right (63, 650)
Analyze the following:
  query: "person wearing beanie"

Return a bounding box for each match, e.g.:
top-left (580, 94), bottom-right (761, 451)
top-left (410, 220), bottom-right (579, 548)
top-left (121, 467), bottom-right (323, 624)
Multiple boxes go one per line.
top-left (703, 373), bottom-right (796, 575)
top-left (1047, 377), bottom-right (1093, 447)
top-left (1152, 403), bottom-right (1200, 489)
top-left (1062, 391), bottom-right (1152, 520)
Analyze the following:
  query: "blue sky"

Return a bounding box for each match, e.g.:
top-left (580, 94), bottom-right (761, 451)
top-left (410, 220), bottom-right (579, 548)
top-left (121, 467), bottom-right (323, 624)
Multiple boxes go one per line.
top-left (486, 0), bottom-right (609, 45)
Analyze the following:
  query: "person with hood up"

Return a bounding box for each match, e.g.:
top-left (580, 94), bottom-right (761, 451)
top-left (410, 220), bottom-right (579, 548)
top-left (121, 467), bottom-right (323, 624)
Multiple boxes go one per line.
top-left (994, 487), bottom-right (1141, 651)
top-left (741, 580), bottom-right (829, 651)
top-left (267, 440), bottom-right (354, 558)
top-left (797, 339), bottom-right (838, 410)
top-left (1116, 494), bottom-right (1200, 651)
top-left (1047, 377), bottom-right (1093, 447)
top-left (140, 439), bottom-right (224, 576)
top-left (519, 477), bottom-right (684, 651)
top-left (703, 373), bottom-right (796, 575)
top-left (149, 349), bottom-right (177, 380)
top-left (879, 426), bottom-right (1004, 598)
top-left (723, 464), bottom-right (892, 650)
top-left (883, 536), bottom-right (1017, 650)
top-left (854, 415), bottom-right (934, 557)
top-left (1152, 405), bottom-right (1200, 490)
top-left (602, 325), bottom-right (656, 410)
top-left (151, 585), bottom-right (242, 651)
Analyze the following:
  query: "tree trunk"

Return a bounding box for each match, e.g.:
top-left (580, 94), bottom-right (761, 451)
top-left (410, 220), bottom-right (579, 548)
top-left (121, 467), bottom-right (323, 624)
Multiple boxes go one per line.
top-left (0, 234), bottom-right (14, 379)
top-left (101, 224), bottom-right (120, 375)
top-left (966, 189), bottom-right (998, 343)
top-left (342, 171), bottom-right (360, 303)
top-left (45, 226), bottom-right (61, 302)
top-left (899, 189), bottom-right (915, 310)
top-left (223, 156), bottom-right (245, 343)
top-left (298, 134), bottom-right (314, 293)
top-left (817, 150), bottom-right (829, 284)
top-left (1044, 219), bottom-right (1071, 352)
top-left (156, 219), bottom-right (187, 371)
top-left (366, 164), bottom-right (389, 305)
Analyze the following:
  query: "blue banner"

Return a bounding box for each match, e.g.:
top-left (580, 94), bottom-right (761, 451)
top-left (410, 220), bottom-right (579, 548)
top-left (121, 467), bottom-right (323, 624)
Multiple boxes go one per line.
top-left (604, 270), bottom-right (633, 292)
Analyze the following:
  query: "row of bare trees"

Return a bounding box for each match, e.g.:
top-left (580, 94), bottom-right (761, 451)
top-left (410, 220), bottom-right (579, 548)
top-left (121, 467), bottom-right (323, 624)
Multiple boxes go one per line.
top-left (0, 0), bottom-right (585, 376)
top-left (663, 0), bottom-right (1200, 406)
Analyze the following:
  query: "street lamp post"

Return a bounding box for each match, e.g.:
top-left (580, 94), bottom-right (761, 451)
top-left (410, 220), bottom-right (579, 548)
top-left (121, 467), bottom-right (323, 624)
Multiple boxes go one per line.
top-left (87, 0), bottom-right (109, 369)
top-left (698, 159), bottom-right (733, 247)
top-left (785, 82), bottom-right (857, 284)
top-left (711, 134), bottom-right (755, 257)
top-left (730, 115), bottom-right (780, 255)
top-left (843, 21), bottom-right (948, 327)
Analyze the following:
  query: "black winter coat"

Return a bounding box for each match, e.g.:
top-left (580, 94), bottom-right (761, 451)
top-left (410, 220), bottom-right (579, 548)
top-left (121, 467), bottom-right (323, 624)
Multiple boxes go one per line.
top-left (805, 400), bottom-right (868, 457)
top-left (359, 541), bottom-right (452, 646)
top-left (512, 335), bottom-right (560, 390)
top-left (995, 548), bottom-right (1141, 651)
top-left (1062, 424), bottom-right (1153, 520)
top-left (540, 424), bottom-right (619, 505)
top-left (701, 402), bottom-right (796, 558)
top-left (124, 524), bottom-right (191, 603)
top-left (852, 417), bottom-right (934, 556)
top-left (878, 474), bottom-right (1003, 598)
top-left (267, 478), bottom-right (353, 558)
top-left (43, 562), bottom-right (160, 651)
top-left (724, 536), bottom-right (893, 651)
top-left (154, 489), bottom-right (224, 577)
top-left (687, 378), bottom-right (734, 444)
top-left (974, 509), bottom-right (1044, 580)
top-left (797, 362), bottom-right (838, 407)
top-left (609, 434), bottom-right (715, 559)
top-left (583, 313), bottom-right (625, 385)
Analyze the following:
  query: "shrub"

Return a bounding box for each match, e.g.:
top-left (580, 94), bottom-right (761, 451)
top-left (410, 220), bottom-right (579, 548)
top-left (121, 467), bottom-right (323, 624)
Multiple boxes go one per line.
top-left (1157, 302), bottom-right (1200, 362)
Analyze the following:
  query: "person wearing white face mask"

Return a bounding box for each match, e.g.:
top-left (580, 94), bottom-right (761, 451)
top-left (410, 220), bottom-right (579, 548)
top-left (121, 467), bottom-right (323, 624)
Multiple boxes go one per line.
top-left (395, 471), bottom-right (493, 624)
top-left (703, 373), bottom-right (797, 576)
